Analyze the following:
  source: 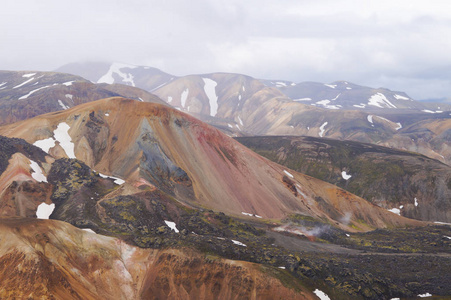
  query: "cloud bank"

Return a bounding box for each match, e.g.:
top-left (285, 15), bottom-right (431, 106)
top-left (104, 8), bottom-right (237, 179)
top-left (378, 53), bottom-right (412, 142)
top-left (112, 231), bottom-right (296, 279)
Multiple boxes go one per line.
top-left (1, 0), bottom-right (450, 100)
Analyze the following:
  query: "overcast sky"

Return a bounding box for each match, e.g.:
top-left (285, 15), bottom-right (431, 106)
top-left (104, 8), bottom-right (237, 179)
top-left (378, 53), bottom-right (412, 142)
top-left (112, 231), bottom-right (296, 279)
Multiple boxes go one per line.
top-left (1, 0), bottom-right (451, 100)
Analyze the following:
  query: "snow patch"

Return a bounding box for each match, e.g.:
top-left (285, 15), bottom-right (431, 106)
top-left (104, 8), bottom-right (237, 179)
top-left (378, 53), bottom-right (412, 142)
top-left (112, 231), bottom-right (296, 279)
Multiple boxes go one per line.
top-left (331, 93), bottom-right (341, 101)
top-left (62, 81), bottom-right (74, 86)
top-left (434, 221), bottom-right (451, 226)
top-left (203, 78), bottom-right (219, 116)
top-left (367, 115), bottom-right (374, 126)
top-left (276, 82), bottom-right (287, 87)
top-left (53, 122), bottom-right (76, 158)
top-left (98, 172), bottom-right (125, 185)
top-left (164, 220), bottom-right (179, 233)
top-left (394, 94), bottom-right (409, 100)
top-left (22, 73), bottom-right (36, 78)
top-left (316, 99), bottom-right (342, 110)
top-left (417, 293), bottom-right (432, 297)
top-left (241, 212), bottom-right (262, 218)
top-left (33, 122), bottom-right (75, 158)
top-left (443, 236), bottom-right (451, 240)
top-left (58, 100), bottom-right (70, 110)
top-left (112, 178), bottom-right (125, 185)
top-left (341, 171), bottom-right (352, 180)
top-left (346, 87), bottom-right (352, 90)
top-left (227, 123), bottom-right (233, 128)
top-left (295, 184), bottom-right (308, 199)
top-left (13, 77), bottom-right (35, 89)
top-left (388, 208), bottom-right (401, 215)
top-left (29, 160), bottom-right (47, 182)
top-left (97, 62), bottom-right (137, 86)
top-left (353, 104), bottom-right (366, 108)
top-left (278, 266), bottom-right (286, 269)
top-left (368, 93), bottom-right (397, 108)
top-left (36, 203), bottom-right (55, 219)
top-left (180, 88), bottom-right (189, 108)
top-left (65, 94), bottom-right (73, 100)
top-left (283, 170), bottom-right (294, 178)
top-left (324, 84), bottom-right (336, 89)
top-left (105, 113), bottom-right (109, 117)
top-left (316, 99), bottom-right (330, 106)
top-left (82, 228), bottom-right (96, 234)
top-left (313, 289), bottom-right (331, 300)
top-left (231, 240), bottom-right (246, 247)
top-left (294, 97), bottom-right (312, 101)
top-left (237, 116), bottom-right (243, 126)
top-left (19, 85), bottom-right (50, 99)
top-left (422, 110), bottom-right (436, 114)
top-left (395, 122), bottom-right (402, 130)
top-left (319, 122), bottom-right (328, 137)
top-left (415, 198), bottom-right (419, 207)
top-left (167, 96), bottom-right (173, 103)
top-left (33, 138), bottom-right (56, 153)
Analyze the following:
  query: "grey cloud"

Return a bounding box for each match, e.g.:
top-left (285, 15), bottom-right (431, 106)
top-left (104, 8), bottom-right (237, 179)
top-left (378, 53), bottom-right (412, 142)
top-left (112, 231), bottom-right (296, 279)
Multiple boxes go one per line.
top-left (0, 0), bottom-right (450, 100)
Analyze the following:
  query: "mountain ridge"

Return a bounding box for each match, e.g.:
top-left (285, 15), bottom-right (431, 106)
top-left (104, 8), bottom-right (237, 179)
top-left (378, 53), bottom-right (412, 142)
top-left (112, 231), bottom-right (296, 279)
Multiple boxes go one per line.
top-left (54, 62), bottom-right (451, 165)
top-left (0, 97), bottom-right (422, 231)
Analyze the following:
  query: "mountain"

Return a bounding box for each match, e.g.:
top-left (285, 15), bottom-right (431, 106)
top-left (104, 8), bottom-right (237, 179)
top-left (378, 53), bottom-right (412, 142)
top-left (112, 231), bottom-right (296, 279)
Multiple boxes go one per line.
top-left (264, 80), bottom-right (451, 112)
top-left (0, 98), bottom-right (449, 299)
top-left (236, 135), bottom-right (451, 222)
top-left (0, 97), bottom-right (418, 232)
top-left (0, 217), bottom-right (310, 299)
top-left (56, 61), bottom-right (176, 92)
top-left (55, 62), bottom-right (451, 165)
top-left (0, 70), bottom-right (166, 126)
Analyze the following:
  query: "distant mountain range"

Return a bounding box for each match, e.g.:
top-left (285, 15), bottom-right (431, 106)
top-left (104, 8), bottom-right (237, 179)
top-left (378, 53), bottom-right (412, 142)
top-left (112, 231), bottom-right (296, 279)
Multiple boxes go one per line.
top-left (58, 62), bottom-right (451, 166)
top-left (57, 61), bottom-right (451, 112)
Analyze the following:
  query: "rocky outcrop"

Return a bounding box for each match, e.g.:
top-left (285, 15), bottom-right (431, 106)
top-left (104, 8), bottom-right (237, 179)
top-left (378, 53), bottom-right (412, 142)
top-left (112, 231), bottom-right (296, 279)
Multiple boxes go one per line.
top-left (0, 136), bottom-right (53, 217)
top-left (0, 217), bottom-right (313, 300)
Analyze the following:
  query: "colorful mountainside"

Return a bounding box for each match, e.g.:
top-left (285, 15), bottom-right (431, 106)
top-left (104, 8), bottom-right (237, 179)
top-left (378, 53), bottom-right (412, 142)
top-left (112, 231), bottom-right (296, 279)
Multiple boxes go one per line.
top-left (0, 97), bottom-right (449, 299)
top-left (0, 218), bottom-right (311, 300)
top-left (0, 97), bottom-right (417, 231)
top-left (236, 135), bottom-right (451, 223)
